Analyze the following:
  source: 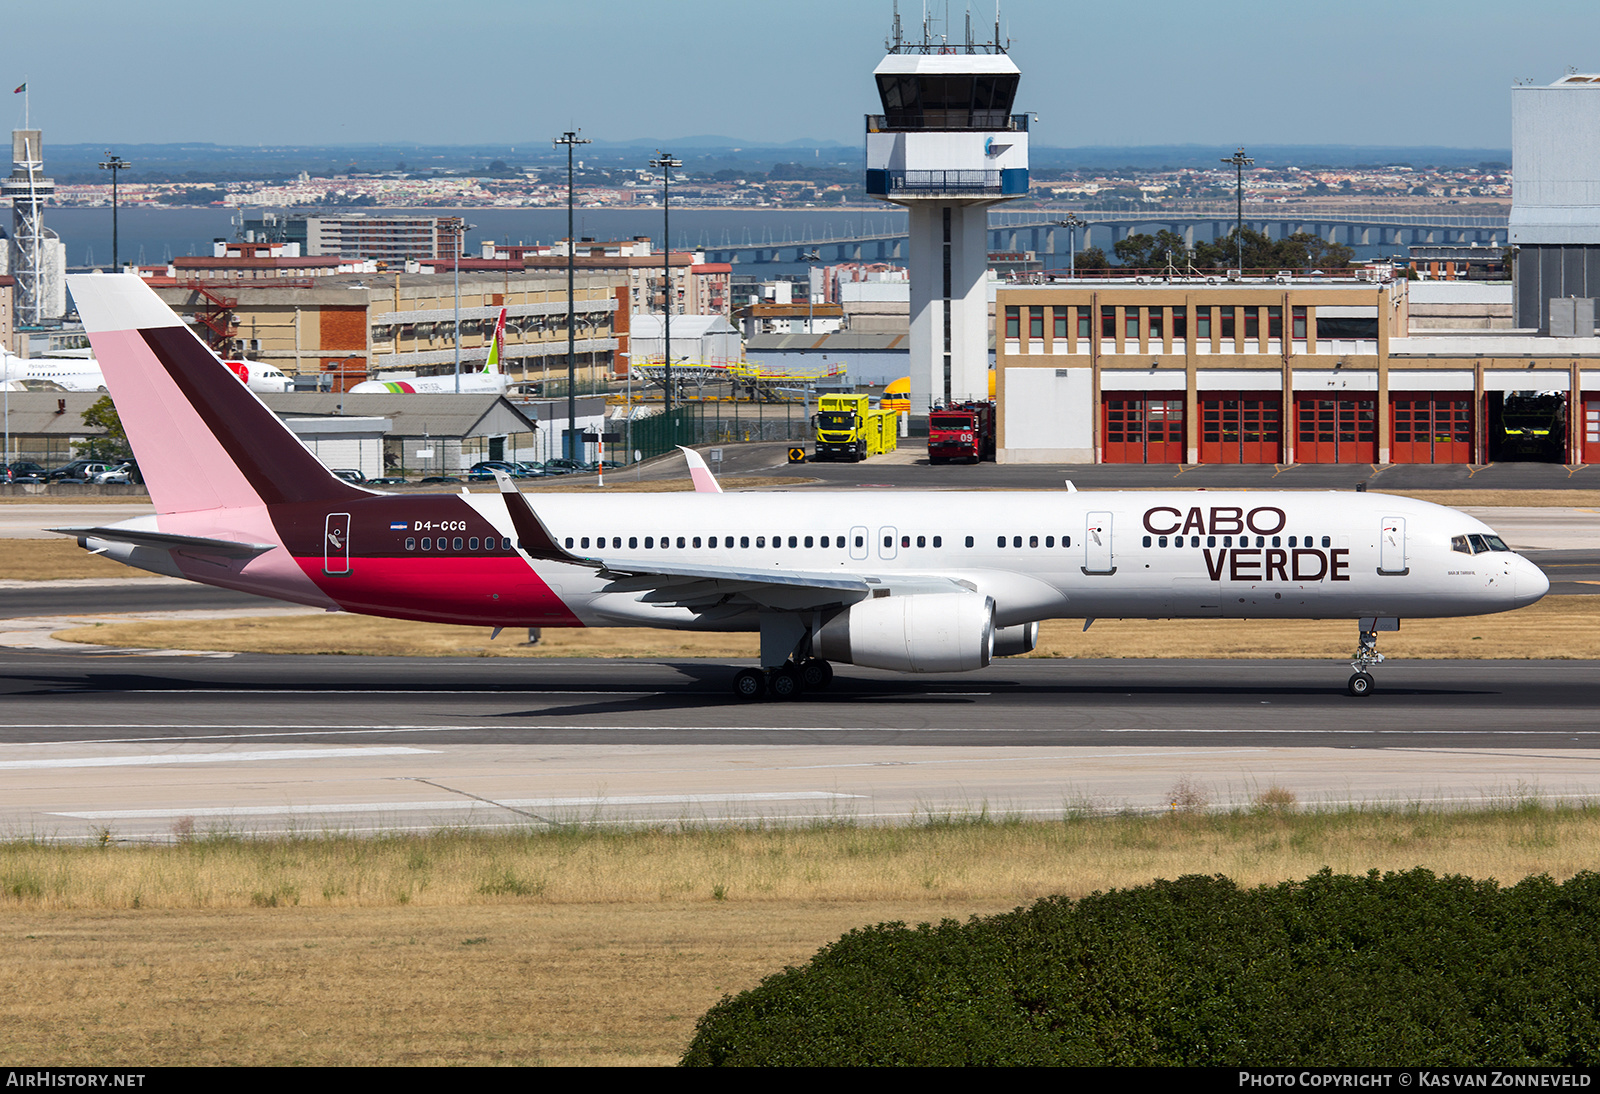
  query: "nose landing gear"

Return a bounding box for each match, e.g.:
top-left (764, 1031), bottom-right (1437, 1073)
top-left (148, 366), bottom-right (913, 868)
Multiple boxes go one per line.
top-left (1347, 626), bottom-right (1385, 697)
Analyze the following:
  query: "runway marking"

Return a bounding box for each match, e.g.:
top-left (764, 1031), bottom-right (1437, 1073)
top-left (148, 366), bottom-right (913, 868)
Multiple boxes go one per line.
top-left (0, 746), bottom-right (439, 770)
top-left (53, 791), bottom-right (860, 821)
top-left (12, 726), bottom-right (1600, 750)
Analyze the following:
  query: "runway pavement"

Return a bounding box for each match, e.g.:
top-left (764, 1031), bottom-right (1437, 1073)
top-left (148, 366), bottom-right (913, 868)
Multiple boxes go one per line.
top-left (4, 651), bottom-right (1600, 840)
top-left (5, 464), bottom-right (1599, 841)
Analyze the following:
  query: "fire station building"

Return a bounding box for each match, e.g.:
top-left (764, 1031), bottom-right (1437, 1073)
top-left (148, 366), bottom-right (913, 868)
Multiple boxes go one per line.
top-left (994, 274), bottom-right (1600, 466)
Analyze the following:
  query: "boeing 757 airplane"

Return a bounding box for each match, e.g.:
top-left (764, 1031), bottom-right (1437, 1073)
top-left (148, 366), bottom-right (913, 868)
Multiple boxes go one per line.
top-left (56, 274), bottom-right (1549, 700)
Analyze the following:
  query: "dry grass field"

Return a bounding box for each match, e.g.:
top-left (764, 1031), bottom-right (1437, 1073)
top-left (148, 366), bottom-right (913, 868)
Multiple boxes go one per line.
top-left (52, 594), bottom-right (1600, 661)
top-left (2, 537), bottom-right (155, 581)
top-left (4, 804), bottom-right (1599, 1065)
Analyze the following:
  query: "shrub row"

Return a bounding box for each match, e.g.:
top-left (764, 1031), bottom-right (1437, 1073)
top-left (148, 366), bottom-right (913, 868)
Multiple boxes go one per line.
top-left (682, 868), bottom-right (1600, 1066)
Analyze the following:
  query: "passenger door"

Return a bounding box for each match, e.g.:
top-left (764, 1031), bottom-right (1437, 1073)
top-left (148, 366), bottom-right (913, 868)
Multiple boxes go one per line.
top-left (324, 513), bottom-right (351, 575)
top-left (1083, 512), bottom-right (1115, 575)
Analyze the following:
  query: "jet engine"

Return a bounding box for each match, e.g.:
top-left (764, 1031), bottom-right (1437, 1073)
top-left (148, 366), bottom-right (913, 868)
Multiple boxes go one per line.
top-left (815, 592), bottom-right (994, 673)
top-left (992, 621), bottom-right (1039, 657)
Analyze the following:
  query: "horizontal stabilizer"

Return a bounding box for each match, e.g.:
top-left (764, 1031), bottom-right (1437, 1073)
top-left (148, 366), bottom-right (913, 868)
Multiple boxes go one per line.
top-left (51, 526), bottom-right (277, 560)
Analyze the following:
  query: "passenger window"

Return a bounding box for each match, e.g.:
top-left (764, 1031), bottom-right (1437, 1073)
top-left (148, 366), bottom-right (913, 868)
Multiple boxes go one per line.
top-left (644, 537), bottom-right (654, 549)
top-left (741, 536), bottom-right (750, 548)
top-left (884, 535), bottom-right (893, 548)
top-left (855, 535), bottom-right (864, 548)
top-left (503, 538), bottom-right (512, 550)
top-left (997, 536), bottom-right (1006, 548)
top-left (628, 537), bottom-right (638, 549)
top-left (421, 537), bottom-right (431, 550)
top-left (452, 537), bottom-right (463, 550)
top-left (1321, 536), bottom-right (1331, 548)
top-left (933, 536), bottom-right (942, 547)
top-left (1271, 536), bottom-right (1280, 548)
top-left (757, 536), bottom-right (766, 548)
top-left (1208, 536), bottom-right (1216, 548)
top-left (612, 537), bottom-right (621, 549)
top-left (406, 537), bottom-right (416, 550)
top-left (901, 535), bottom-right (910, 548)
top-left (1013, 536), bottom-right (1022, 548)
top-left (1029, 536), bottom-right (1038, 548)
top-left (677, 536), bottom-right (686, 548)
top-left (805, 536), bottom-right (814, 548)
top-left (469, 537), bottom-right (480, 550)
top-left (1144, 536), bottom-right (1153, 547)
top-left (917, 536), bottom-right (926, 548)
top-left (819, 536), bottom-right (829, 547)
top-left (965, 536), bottom-right (974, 547)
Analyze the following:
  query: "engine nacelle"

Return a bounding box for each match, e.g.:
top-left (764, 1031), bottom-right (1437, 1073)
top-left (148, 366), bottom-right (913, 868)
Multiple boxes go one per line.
top-left (992, 621), bottom-right (1039, 657)
top-left (816, 592), bottom-right (994, 673)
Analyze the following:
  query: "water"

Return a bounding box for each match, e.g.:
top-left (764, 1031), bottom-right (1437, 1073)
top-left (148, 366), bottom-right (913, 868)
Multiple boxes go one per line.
top-left (51, 203), bottom-right (1428, 274)
top-left (52, 206), bottom-right (910, 277)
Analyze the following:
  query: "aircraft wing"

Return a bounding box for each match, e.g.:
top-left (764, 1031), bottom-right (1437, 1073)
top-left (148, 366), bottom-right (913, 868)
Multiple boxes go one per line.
top-left (491, 477), bottom-right (965, 612)
top-left (51, 526), bottom-right (278, 560)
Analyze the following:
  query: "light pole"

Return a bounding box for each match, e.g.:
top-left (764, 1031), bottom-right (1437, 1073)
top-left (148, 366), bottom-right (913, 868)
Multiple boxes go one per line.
top-left (1057, 213), bottom-right (1084, 278)
top-left (553, 130), bottom-right (590, 459)
top-left (452, 219), bottom-right (476, 394)
top-left (1221, 147), bottom-right (1253, 273)
top-left (98, 153), bottom-right (130, 271)
top-left (800, 249), bottom-right (821, 333)
top-left (650, 152), bottom-right (682, 412)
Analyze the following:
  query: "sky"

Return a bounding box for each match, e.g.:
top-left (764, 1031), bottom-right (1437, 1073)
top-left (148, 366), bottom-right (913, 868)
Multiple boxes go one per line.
top-left (4, 0), bottom-right (1595, 152)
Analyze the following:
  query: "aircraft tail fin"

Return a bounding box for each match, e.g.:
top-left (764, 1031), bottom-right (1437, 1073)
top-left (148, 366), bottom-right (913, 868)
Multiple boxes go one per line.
top-left (483, 307), bottom-right (507, 374)
top-left (67, 274), bottom-right (366, 514)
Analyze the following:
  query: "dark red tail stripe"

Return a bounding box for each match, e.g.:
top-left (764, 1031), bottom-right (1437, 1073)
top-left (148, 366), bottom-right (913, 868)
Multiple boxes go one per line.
top-left (141, 326), bottom-right (364, 506)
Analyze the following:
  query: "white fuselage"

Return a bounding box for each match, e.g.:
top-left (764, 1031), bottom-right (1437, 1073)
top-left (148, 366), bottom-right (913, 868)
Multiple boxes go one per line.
top-left (443, 489), bottom-right (1546, 631)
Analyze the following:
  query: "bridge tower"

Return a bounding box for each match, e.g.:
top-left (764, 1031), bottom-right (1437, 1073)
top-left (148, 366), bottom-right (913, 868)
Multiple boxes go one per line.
top-left (864, 6), bottom-right (1028, 423)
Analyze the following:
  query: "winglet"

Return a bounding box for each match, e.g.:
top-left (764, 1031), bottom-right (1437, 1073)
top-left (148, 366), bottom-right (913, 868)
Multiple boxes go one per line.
top-left (491, 468), bottom-right (518, 493)
top-left (1064, 479), bottom-right (1078, 492)
top-left (678, 446), bottom-right (723, 493)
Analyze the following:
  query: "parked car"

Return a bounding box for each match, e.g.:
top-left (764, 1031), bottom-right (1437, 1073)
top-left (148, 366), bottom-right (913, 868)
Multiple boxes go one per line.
top-left (4, 461), bottom-right (46, 483)
top-left (542, 458), bottom-right (595, 475)
top-left (418, 475), bottom-right (461, 485)
top-left (368, 475), bottom-right (409, 486)
top-left (93, 461), bottom-right (141, 485)
top-left (466, 460), bottom-right (528, 481)
top-left (48, 460), bottom-right (118, 482)
top-left (512, 461), bottom-right (549, 477)
top-left (330, 468), bottom-right (367, 485)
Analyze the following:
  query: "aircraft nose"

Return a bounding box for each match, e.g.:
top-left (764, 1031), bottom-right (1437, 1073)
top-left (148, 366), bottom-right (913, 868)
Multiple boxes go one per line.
top-left (1515, 557), bottom-right (1550, 606)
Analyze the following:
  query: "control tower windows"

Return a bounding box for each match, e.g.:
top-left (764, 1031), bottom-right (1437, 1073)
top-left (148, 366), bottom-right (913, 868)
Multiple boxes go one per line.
top-left (875, 74), bottom-right (1020, 129)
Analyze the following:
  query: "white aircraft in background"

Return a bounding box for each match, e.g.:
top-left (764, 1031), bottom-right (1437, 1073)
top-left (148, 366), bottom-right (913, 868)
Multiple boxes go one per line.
top-left (56, 274), bottom-right (1550, 701)
top-left (2, 347), bottom-right (290, 394)
top-left (347, 307), bottom-right (509, 395)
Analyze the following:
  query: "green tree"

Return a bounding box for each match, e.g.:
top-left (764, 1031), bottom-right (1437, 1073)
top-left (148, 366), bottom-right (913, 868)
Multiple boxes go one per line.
top-left (80, 395), bottom-right (130, 461)
top-left (1114, 229), bottom-right (1190, 270)
top-left (1072, 246), bottom-right (1110, 272)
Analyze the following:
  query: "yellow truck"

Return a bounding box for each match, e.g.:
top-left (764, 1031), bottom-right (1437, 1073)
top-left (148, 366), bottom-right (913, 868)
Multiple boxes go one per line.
top-left (813, 393), bottom-right (899, 462)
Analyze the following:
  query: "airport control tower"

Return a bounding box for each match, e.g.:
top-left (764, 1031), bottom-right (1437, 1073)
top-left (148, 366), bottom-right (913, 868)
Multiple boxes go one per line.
top-left (865, 7), bottom-right (1028, 423)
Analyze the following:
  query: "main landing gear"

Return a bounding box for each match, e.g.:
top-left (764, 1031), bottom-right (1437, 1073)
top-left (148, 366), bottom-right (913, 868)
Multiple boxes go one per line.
top-left (731, 659), bottom-right (834, 702)
top-left (1347, 627), bottom-right (1385, 698)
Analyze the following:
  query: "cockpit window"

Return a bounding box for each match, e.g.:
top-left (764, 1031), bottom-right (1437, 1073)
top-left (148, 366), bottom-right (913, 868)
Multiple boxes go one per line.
top-left (1483, 535), bottom-right (1511, 552)
top-left (1468, 534), bottom-right (1491, 554)
top-left (1451, 535), bottom-right (1472, 554)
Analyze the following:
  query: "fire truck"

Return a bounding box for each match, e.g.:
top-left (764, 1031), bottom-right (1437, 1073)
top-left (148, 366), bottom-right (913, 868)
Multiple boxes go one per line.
top-left (927, 400), bottom-right (995, 464)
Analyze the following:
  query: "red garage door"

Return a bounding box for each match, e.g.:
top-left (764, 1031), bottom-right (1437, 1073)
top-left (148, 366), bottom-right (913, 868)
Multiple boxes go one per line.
top-left (1198, 391), bottom-right (1282, 464)
top-left (1103, 394), bottom-right (1185, 463)
top-left (1391, 392), bottom-right (1473, 463)
top-left (1296, 395), bottom-right (1377, 463)
top-left (1583, 398), bottom-right (1600, 466)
